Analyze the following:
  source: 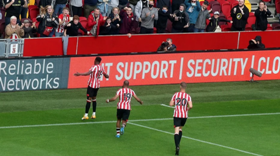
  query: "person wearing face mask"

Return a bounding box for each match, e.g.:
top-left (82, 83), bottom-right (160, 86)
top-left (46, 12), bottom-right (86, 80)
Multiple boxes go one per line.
top-left (185, 0), bottom-right (201, 32)
top-left (156, 6), bottom-right (171, 33)
top-left (254, 1), bottom-right (271, 31)
top-left (157, 0), bottom-right (171, 12)
top-left (231, 0), bottom-right (249, 31)
top-left (135, 0), bottom-right (149, 24)
top-left (194, 1), bottom-right (210, 32)
top-left (170, 4), bottom-right (189, 33)
top-left (140, 0), bottom-right (158, 34)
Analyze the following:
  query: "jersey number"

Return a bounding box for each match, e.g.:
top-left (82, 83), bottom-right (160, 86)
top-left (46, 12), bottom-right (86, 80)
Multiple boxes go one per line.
top-left (97, 71), bottom-right (102, 78)
top-left (175, 98), bottom-right (187, 106)
top-left (124, 93), bottom-right (132, 100)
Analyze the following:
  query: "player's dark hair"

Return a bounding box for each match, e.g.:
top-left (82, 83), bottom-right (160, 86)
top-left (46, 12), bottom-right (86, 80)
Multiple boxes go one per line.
top-left (180, 82), bottom-right (187, 89)
top-left (95, 57), bottom-right (102, 63)
top-left (123, 80), bottom-right (130, 87)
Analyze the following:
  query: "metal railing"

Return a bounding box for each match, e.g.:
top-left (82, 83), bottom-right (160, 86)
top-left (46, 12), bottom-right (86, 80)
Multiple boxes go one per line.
top-left (0, 39), bottom-right (24, 58)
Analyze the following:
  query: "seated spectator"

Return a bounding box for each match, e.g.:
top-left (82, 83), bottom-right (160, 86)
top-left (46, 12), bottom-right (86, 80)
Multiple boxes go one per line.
top-left (206, 11), bottom-right (232, 32)
top-left (56, 7), bottom-right (70, 37)
top-left (119, 6), bottom-right (138, 34)
top-left (64, 15), bottom-right (90, 36)
top-left (54, 0), bottom-right (68, 16)
top-left (230, 0), bottom-right (249, 31)
top-left (87, 8), bottom-right (106, 37)
top-left (135, 0), bottom-right (149, 23)
top-left (22, 19), bottom-right (37, 38)
top-left (194, 1), bottom-right (210, 32)
top-left (170, 4), bottom-right (189, 33)
top-left (5, 16), bottom-right (24, 38)
top-left (84, 0), bottom-right (98, 18)
top-left (97, 0), bottom-right (111, 16)
top-left (108, 7), bottom-right (121, 34)
top-left (70, 0), bottom-right (83, 16)
top-left (100, 18), bottom-right (116, 35)
top-left (185, 0), bottom-right (201, 32)
top-left (37, 5), bottom-right (59, 37)
top-left (140, 0), bottom-right (158, 34)
top-left (247, 36), bottom-right (265, 49)
top-left (156, 6), bottom-right (170, 33)
top-left (254, 1), bottom-right (271, 31)
top-left (157, 38), bottom-right (177, 52)
top-left (4, 0), bottom-right (28, 26)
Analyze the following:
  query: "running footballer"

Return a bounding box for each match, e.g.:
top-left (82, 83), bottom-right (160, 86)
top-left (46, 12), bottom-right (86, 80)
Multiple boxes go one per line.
top-left (74, 57), bottom-right (109, 120)
top-left (106, 80), bottom-right (143, 138)
top-left (170, 82), bottom-right (193, 155)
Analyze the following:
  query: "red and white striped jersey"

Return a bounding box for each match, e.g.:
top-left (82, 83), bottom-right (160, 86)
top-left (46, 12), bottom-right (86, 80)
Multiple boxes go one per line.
top-left (172, 92), bottom-right (192, 118)
top-left (56, 14), bottom-right (70, 33)
top-left (88, 64), bottom-right (107, 88)
top-left (117, 88), bottom-right (136, 110)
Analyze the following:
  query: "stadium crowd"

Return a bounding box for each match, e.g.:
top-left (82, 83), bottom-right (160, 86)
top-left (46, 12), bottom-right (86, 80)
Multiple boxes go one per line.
top-left (0, 0), bottom-right (274, 38)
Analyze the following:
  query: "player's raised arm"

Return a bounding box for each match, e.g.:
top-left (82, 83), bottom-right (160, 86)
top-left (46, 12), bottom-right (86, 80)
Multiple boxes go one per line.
top-left (133, 95), bottom-right (143, 105)
top-left (106, 94), bottom-right (118, 103)
top-left (103, 73), bottom-right (109, 79)
top-left (74, 70), bottom-right (93, 76)
top-left (188, 101), bottom-right (193, 110)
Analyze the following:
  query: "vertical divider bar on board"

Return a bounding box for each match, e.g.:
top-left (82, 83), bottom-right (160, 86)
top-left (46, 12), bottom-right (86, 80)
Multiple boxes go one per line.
top-left (237, 31), bottom-right (241, 49)
top-left (76, 37), bottom-right (79, 55)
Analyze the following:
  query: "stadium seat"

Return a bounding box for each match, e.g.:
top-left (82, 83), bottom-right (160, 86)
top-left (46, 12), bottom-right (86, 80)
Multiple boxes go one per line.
top-left (79, 17), bottom-right (88, 35)
top-left (221, 2), bottom-right (232, 18)
top-left (272, 23), bottom-right (280, 30)
top-left (247, 13), bottom-right (256, 26)
top-left (220, 24), bottom-right (231, 31)
top-left (276, 1), bottom-right (280, 14)
top-left (219, 13), bottom-right (227, 25)
top-left (231, 1), bottom-right (239, 8)
top-left (200, 1), bottom-right (204, 6)
top-left (29, 6), bottom-right (39, 20)
top-left (266, 24), bottom-right (272, 30)
top-left (211, 1), bottom-right (221, 13)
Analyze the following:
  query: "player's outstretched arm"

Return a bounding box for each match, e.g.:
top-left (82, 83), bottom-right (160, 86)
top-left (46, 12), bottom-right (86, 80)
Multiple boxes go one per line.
top-left (103, 73), bottom-right (109, 79)
top-left (169, 100), bottom-right (175, 106)
top-left (187, 101), bottom-right (193, 110)
top-left (133, 95), bottom-right (143, 105)
top-left (74, 70), bottom-right (92, 76)
top-left (106, 94), bottom-right (118, 103)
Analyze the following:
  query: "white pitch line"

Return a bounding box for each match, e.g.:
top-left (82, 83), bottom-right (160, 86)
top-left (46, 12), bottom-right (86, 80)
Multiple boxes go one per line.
top-left (160, 104), bottom-right (174, 108)
top-left (1, 112), bottom-right (280, 129)
top-left (129, 122), bottom-right (263, 156)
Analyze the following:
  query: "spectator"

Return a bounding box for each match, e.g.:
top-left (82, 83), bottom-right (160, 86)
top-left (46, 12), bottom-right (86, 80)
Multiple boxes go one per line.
top-left (194, 1), bottom-right (210, 32)
top-left (254, 1), bottom-right (271, 31)
top-left (4, 0), bottom-right (28, 26)
top-left (129, 0), bottom-right (139, 12)
top-left (118, 0), bottom-right (128, 10)
top-left (247, 36), bottom-right (265, 49)
top-left (140, 0), bottom-right (158, 34)
top-left (22, 19), bottom-right (37, 38)
top-left (37, 5), bottom-right (58, 37)
top-left (5, 16), bottom-right (24, 38)
top-left (100, 17), bottom-right (116, 35)
top-left (156, 6), bottom-right (170, 33)
top-left (185, 0), bottom-right (201, 32)
top-left (172, 0), bottom-right (184, 13)
top-left (119, 6), bottom-right (138, 34)
top-left (231, 0), bottom-right (249, 31)
top-left (135, 0), bottom-right (149, 23)
top-left (97, 0), bottom-right (111, 16)
top-left (87, 8), bottom-right (106, 37)
top-left (55, 7), bottom-right (70, 37)
top-left (157, 38), bottom-right (177, 52)
top-left (54, 0), bottom-right (68, 15)
top-left (170, 4), bottom-right (189, 33)
top-left (109, 7), bottom-right (121, 34)
top-left (64, 15), bottom-right (90, 36)
top-left (70, 0), bottom-right (83, 16)
top-left (206, 11), bottom-right (232, 32)
top-left (107, 0), bottom-right (119, 16)
top-left (84, 0), bottom-right (98, 18)
top-left (157, 41), bottom-right (168, 52)
top-left (20, 0), bottom-right (29, 19)
top-left (39, 0), bottom-right (52, 8)
top-left (157, 0), bottom-right (171, 11)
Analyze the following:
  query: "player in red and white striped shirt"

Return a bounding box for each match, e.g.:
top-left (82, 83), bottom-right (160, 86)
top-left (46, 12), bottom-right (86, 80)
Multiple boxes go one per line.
top-left (55, 8), bottom-right (70, 36)
top-left (74, 57), bottom-right (109, 120)
top-left (169, 82), bottom-right (193, 155)
top-left (106, 80), bottom-right (143, 138)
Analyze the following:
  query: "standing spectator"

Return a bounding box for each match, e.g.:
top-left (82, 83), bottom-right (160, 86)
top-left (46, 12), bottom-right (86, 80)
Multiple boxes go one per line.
top-left (230, 0), bottom-right (249, 31)
top-left (206, 11), bottom-right (232, 32)
top-left (119, 6), bottom-right (138, 34)
top-left (254, 1), bottom-right (271, 31)
top-left (87, 8), bottom-right (106, 36)
top-left (39, 0), bottom-right (52, 8)
top-left (37, 5), bottom-right (58, 37)
top-left (5, 16), bottom-right (24, 38)
top-left (56, 7), bottom-right (70, 37)
top-left (97, 0), bottom-right (111, 16)
top-left (140, 0), bottom-right (158, 34)
top-left (194, 1), bottom-right (210, 32)
top-left (156, 6), bottom-right (170, 33)
top-left (172, 0), bottom-right (184, 13)
top-left (54, 0), bottom-right (68, 15)
top-left (135, 0), bottom-right (149, 23)
top-left (20, 0), bottom-right (28, 19)
top-left (185, 0), bottom-right (201, 32)
top-left (170, 4), bottom-right (189, 33)
top-left (4, 0), bottom-right (28, 26)
top-left (118, 0), bottom-right (128, 10)
top-left (84, 0), bottom-right (98, 18)
top-left (100, 17), bottom-right (116, 35)
top-left (129, 0), bottom-right (139, 12)
top-left (70, 0), bottom-right (83, 16)
top-left (64, 15), bottom-right (90, 36)
top-left (22, 19), bottom-right (37, 38)
top-left (109, 7), bottom-right (122, 34)
top-left (107, 0), bottom-right (119, 16)
top-left (157, 0), bottom-right (171, 11)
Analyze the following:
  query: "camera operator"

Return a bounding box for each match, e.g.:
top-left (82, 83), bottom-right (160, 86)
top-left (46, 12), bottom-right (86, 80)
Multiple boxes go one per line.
top-left (157, 38), bottom-right (177, 52)
top-left (247, 36), bottom-right (265, 50)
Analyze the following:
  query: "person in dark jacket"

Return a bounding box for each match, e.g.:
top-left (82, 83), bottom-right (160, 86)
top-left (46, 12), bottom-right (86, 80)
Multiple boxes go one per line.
top-left (109, 7), bottom-right (122, 34)
top-left (254, 1), bottom-right (271, 31)
top-left (156, 6), bottom-right (170, 33)
top-left (36, 5), bottom-right (59, 37)
top-left (170, 4), bottom-right (189, 33)
top-left (22, 19), bottom-right (37, 38)
top-left (230, 0), bottom-right (249, 31)
top-left (247, 36), bottom-right (265, 49)
top-left (99, 18), bottom-right (116, 35)
top-left (157, 0), bottom-right (171, 11)
top-left (64, 15), bottom-right (89, 36)
top-left (206, 11), bottom-right (232, 32)
top-left (119, 6), bottom-right (138, 34)
top-left (172, 0), bottom-right (184, 13)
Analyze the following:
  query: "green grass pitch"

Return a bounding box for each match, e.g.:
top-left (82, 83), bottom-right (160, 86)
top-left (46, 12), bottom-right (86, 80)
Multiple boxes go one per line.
top-left (1, 80), bottom-right (280, 156)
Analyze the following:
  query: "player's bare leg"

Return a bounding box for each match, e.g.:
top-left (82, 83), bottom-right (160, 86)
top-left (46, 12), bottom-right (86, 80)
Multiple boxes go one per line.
top-left (82, 97), bottom-right (92, 120)
top-left (91, 96), bottom-right (97, 119)
top-left (116, 119), bottom-right (121, 138)
top-left (174, 126), bottom-right (180, 155)
top-left (120, 120), bottom-right (127, 135)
